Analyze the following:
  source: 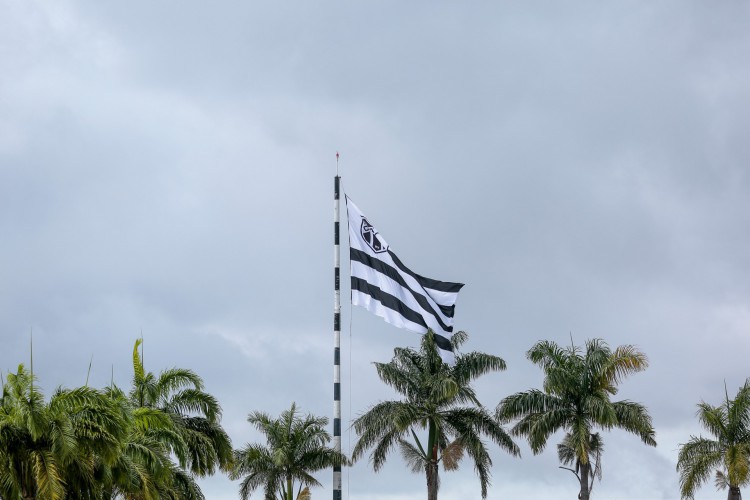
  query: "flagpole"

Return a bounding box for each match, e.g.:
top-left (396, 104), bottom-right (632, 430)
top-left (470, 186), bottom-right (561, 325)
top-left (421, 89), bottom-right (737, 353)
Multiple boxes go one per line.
top-left (333, 155), bottom-right (342, 500)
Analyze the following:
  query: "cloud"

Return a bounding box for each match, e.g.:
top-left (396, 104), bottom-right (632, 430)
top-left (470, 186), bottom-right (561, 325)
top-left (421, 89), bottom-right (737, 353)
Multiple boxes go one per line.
top-left (2, 1), bottom-right (750, 499)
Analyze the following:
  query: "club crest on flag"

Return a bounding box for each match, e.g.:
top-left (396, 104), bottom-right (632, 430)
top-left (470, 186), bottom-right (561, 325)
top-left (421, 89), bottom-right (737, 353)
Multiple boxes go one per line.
top-left (360, 217), bottom-right (387, 254)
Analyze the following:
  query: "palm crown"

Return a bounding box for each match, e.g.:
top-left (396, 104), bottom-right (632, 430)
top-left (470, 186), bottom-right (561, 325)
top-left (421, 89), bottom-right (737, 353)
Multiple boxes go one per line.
top-left (497, 338), bottom-right (656, 500)
top-left (231, 403), bottom-right (347, 500)
top-left (129, 338), bottom-right (233, 478)
top-left (352, 330), bottom-right (519, 500)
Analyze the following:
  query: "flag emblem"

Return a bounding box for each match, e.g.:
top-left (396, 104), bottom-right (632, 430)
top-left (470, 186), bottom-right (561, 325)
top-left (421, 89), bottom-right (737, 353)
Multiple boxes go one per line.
top-left (360, 217), bottom-right (387, 253)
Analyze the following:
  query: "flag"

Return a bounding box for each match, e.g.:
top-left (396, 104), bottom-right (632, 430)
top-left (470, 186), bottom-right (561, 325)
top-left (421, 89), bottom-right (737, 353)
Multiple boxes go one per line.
top-left (346, 196), bottom-right (464, 364)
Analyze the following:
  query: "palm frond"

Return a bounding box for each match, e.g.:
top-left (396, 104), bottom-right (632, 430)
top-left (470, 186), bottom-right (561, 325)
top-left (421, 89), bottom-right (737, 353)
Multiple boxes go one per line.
top-left (496, 390), bottom-right (564, 423)
top-left (132, 339), bottom-right (146, 384)
top-left (611, 400), bottom-right (656, 446)
top-left (715, 469), bottom-right (729, 490)
top-left (677, 436), bottom-right (724, 499)
top-left (440, 439), bottom-right (464, 471)
top-left (164, 389), bottom-right (220, 422)
top-left (398, 439), bottom-right (427, 474)
top-left (601, 344), bottom-right (648, 388)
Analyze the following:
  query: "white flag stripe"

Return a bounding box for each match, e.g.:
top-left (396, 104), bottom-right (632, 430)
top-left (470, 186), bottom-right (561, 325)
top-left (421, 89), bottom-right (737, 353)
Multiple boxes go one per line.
top-left (351, 289), bottom-right (427, 334)
top-left (346, 196), bottom-right (464, 364)
top-left (422, 288), bottom-right (460, 308)
top-left (350, 260), bottom-right (452, 332)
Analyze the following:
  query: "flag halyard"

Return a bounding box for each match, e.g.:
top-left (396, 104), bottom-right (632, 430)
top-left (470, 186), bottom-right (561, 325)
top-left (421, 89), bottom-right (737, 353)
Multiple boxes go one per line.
top-left (346, 196), bottom-right (464, 364)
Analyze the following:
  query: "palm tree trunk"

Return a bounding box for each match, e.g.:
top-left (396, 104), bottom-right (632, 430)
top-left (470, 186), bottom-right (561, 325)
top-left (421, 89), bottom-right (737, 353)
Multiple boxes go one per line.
top-left (728, 485), bottom-right (741, 500)
top-left (426, 460), bottom-right (439, 500)
top-left (287, 475), bottom-right (294, 500)
top-left (578, 462), bottom-right (590, 500)
top-left (426, 418), bottom-right (439, 500)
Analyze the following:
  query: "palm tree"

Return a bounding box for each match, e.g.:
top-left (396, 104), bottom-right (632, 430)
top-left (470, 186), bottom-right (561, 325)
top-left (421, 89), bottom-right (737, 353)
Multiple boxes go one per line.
top-left (230, 403), bottom-right (347, 500)
top-left (128, 339), bottom-right (233, 478)
top-left (496, 338), bottom-right (656, 500)
top-left (351, 330), bottom-right (519, 500)
top-left (0, 364), bottom-right (127, 500)
top-left (676, 380), bottom-right (750, 500)
top-left (0, 342), bottom-right (228, 500)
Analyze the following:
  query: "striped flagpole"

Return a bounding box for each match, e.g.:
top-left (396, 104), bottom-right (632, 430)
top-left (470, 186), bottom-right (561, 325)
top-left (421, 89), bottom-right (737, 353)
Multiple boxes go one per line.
top-left (333, 171), bottom-right (342, 500)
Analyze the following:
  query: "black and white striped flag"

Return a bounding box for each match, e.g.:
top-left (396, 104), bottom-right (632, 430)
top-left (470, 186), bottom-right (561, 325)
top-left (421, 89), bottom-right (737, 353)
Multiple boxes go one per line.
top-left (346, 196), bottom-right (464, 364)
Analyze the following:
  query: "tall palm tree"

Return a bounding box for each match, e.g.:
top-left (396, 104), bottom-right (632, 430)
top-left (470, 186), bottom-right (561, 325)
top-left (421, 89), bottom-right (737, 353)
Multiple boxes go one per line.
top-left (129, 339), bottom-right (233, 479)
top-left (496, 338), bottom-right (656, 500)
top-left (677, 380), bottom-right (750, 500)
top-left (351, 330), bottom-right (519, 500)
top-left (230, 403), bottom-right (347, 500)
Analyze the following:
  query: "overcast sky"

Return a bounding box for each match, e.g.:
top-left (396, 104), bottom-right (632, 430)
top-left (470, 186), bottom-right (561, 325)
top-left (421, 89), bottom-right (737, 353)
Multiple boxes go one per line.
top-left (2, 1), bottom-right (750, 499)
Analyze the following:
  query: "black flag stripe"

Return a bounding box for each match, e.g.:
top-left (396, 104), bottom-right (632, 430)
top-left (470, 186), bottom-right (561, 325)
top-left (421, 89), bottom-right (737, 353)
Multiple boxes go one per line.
top-left (351, 248), bottom-right (454, 332)
top-left (387, 250), bottom-right (465, 294)
top-left (350, 277), bottom-right (455, 354)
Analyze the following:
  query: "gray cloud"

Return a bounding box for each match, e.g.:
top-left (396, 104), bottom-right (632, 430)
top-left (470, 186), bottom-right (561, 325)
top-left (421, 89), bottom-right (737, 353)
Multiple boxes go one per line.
top-left (2, 1), bottom-right (750, 498)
